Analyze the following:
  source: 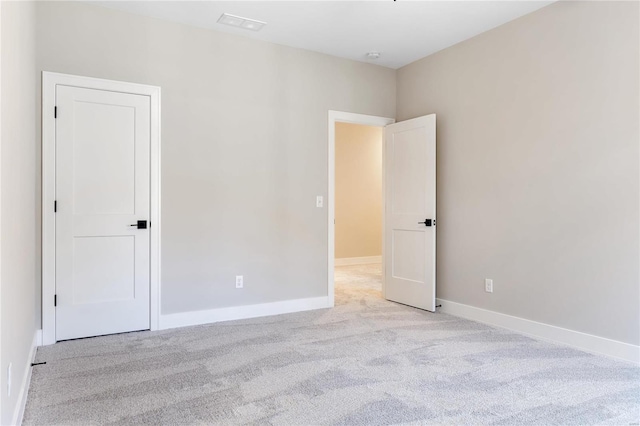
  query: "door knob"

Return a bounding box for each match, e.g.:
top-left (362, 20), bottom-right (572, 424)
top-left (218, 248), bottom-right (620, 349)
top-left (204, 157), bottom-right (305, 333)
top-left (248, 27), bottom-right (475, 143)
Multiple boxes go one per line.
top-left (129, 220), bottom-right (148, 229)
top-left (418, 219), bottom-right (435, 227)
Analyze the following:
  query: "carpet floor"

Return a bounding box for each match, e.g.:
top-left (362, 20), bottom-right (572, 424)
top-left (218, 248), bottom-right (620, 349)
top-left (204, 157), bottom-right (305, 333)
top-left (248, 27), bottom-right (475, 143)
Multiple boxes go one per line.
top-left (24, 264), bottom-right (640, 425)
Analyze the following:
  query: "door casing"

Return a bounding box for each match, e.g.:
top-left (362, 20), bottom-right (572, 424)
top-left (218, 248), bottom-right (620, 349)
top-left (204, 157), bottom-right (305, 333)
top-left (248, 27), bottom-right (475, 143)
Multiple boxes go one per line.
top-left (42, 72), bottom-right (161, 345)
top-left (327, 110), bottom-right (395, 306)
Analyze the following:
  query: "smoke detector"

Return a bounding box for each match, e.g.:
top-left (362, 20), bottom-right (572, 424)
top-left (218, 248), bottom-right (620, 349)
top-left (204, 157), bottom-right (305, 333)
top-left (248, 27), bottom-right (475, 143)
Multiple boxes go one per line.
top-left (366, 52), bottom-right (381, 60)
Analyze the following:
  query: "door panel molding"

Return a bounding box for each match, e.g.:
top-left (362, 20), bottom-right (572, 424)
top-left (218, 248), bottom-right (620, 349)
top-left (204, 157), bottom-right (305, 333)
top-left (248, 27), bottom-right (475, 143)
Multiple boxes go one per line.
top-left (42, 72), bottom-right (161, 345)
top-left (327, 111), bottom-right (395, 306)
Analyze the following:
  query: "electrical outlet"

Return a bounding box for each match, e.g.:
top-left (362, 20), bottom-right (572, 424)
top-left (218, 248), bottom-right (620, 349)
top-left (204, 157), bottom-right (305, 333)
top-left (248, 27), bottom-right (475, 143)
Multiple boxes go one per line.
top-left (485, 279), bottom-right (493, 293)
top-left (316, 196), bottom-right (323, 208)
top-left (7, 362), bottom-right (12, 397)
top-left (235, 275), bottom-right (243, 289)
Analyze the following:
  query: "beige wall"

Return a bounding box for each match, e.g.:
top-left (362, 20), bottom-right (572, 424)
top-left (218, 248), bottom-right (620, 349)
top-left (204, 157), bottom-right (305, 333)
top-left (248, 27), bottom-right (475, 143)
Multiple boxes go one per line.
top-left (397, 1), bottom-right (639, 345)
top-left (1, 1), bottom-right (39, 424)
top-left (35, 1), bottom-right (396, 315)
top-left (335, 123), bottom-right (383, 259)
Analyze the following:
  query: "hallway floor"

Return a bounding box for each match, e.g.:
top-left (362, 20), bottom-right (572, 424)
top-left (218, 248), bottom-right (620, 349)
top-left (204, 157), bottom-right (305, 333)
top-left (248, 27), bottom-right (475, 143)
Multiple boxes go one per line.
top-left (334, 262), bottom-right (383, 303)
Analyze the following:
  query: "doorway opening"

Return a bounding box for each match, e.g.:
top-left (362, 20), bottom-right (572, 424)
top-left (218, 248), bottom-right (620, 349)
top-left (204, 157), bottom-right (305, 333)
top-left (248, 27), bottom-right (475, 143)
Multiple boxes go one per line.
top-left (327, 111), bottom-right (395, 307)
top-left (334, 122), bottom-right (384, 304)
top-left (328, 111), bottom-right (437, 312)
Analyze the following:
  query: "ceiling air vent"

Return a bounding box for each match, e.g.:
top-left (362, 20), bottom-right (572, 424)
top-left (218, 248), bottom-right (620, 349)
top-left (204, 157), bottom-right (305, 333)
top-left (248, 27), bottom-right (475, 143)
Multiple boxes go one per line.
top-left (217, 13), bottom-right (266, 32)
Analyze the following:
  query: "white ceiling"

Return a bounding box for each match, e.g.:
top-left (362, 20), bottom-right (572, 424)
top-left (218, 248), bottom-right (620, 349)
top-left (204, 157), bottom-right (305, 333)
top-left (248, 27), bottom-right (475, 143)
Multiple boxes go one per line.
top-left (90, 1), bottom-right (554, 69)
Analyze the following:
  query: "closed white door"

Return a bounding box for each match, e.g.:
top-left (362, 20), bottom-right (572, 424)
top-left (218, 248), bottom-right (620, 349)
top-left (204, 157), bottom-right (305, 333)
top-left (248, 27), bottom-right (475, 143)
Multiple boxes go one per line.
top-left (55, 85), bottom-right (151, 341)
top-left (384, 115), bottom-right (436, 311)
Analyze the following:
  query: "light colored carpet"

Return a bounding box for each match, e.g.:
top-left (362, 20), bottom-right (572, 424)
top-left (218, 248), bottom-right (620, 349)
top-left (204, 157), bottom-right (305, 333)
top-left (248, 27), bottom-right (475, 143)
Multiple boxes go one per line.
top-left (24, 264), bottom-right (640, 425)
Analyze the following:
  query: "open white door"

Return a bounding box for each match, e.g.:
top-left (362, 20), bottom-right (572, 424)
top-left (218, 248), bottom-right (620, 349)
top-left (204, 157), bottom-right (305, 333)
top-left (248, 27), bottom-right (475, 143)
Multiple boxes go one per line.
top-left (384, 114), bottom-right (436, 311)
top-left (55, 85), bottom-right (151, 340)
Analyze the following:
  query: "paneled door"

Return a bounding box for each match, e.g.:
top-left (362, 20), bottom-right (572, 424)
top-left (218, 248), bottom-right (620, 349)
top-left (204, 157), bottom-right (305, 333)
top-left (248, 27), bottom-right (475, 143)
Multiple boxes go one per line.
top-left (55, 85), bottom-right (151, 341)
top-left (384, 115), bottom-right (436, 311)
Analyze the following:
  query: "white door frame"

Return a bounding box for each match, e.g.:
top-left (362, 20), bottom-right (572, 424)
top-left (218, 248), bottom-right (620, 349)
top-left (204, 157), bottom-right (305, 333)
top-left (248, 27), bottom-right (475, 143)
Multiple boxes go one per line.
top-left (327, 111), bottom-right (395, 306)
top-left (42, 72), bottom-right (161, 345)
top-left (0, 4), bottom-right (3, 422)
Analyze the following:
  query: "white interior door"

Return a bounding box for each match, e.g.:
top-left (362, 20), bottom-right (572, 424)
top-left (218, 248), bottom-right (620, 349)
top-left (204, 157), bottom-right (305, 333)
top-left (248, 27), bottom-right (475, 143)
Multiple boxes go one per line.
top-left (384, 115), bottom-right (436, 311)
top-left (55, 85), bottom-right (151, 341)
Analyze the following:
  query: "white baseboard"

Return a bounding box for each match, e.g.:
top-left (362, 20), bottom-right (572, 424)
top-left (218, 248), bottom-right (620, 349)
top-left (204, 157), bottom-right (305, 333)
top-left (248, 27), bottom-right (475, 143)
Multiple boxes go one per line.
top-left (160, 296), bottom-right (331, 330)
top-left (437, 298), bottom-right (639, 364)
top-left (12, 329), bottom-right (41, 426)
top-left (335, 256), bottom-right (381, 266)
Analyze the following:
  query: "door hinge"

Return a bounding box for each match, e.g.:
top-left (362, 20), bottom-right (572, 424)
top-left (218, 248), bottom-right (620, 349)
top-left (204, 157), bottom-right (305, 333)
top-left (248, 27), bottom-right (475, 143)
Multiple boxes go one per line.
top-left (54, 200), bottom-right (57, 213)
top-left (54, 294), bottom-right (57, 307)
top-left (54, 106), bottom-right (57, 119)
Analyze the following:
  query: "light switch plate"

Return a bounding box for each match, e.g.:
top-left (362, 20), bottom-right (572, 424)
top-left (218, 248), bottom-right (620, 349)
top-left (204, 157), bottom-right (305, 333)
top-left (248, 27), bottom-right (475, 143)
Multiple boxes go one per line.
top-left (316, 196), bottom-right (323, 208)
